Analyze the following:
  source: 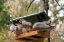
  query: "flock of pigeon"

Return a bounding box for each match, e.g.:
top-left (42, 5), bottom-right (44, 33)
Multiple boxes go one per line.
top-left (10, 19), bottom-right (54, 35)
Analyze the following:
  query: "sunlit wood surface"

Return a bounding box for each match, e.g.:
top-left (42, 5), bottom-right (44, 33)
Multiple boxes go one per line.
top-left (14, 30), bottom-right (50, 42)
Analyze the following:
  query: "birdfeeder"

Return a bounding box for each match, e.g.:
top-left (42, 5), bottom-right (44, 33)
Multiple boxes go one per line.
top-left (10, 11), bottom-right (54, 42)
top-left (10, 11), bottom-right (50, 24)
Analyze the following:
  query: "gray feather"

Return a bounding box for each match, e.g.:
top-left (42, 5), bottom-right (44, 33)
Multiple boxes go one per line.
top-left (10, 24), bottom-right (16, 32)
top-left (32, 22), bottom-right (50, 30)
top-left (15, 23), bottom-right (23, 30)
top-left (20, 19), bottom-right (32, 27)
top-left (10, 23), bottom-right (23, 34)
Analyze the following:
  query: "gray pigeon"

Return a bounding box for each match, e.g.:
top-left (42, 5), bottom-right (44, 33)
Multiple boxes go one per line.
top-left (19, 19), bottom-right (32, 27)
top-left (32, 22), bottom-right (53, 31)
top-left (19, 19), bottom-right (32, 32)
top-left (10, 23), bottom-right (23, 35)
top-left (15, 23), bottom-right (23, 30)
top-left (10, 24), bottom-right (16, 32)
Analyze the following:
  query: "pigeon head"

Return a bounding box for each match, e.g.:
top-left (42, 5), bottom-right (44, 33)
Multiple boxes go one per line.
top-left (19, 19), bottom-right (25, 22)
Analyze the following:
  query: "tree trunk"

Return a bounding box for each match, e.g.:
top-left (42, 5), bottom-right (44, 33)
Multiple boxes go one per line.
top-left (39, 0), bottom-right (44, 11)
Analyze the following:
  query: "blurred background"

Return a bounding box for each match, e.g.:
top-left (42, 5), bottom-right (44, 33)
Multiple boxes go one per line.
top-left (0, 0), bottom-right (64, 42)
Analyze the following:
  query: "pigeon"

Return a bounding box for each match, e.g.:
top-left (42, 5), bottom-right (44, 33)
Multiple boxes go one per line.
top-left (19, 19), bottom-right (32, 32)
top-left (47, 19), bottom-right (51, 25)
top-left (10, 24), bottom-right (16, 32)
top-left (19, 19), bottom-right (32, 27)
top-left (43, 19), bottom-right (51, 25)
top-left (32, 22), bottom-right (54, 31)
top-left (10, 23), bottom-right (23, 35)
top-left (15, 23), bottom-right (23, 30)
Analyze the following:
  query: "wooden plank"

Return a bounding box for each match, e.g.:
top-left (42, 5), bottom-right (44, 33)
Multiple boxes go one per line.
top-left (16, 38), bottom-right (45, 42)
top-left (17, 40), bottom-right (32, 42)
top-left (16, 39), bottom-right (26, 42)
top-left (14, 30), bottom-right (50, 40)
top-left (16, 38), bottom-right (44, 42)
top-left (16, 38), bottom-right (33, 42)
top-left (14, 30), bottom-right (38, 39)
top-left (24, 37), bottom-right (41, 40)
top-left (37, 30), bottom-right (50, 38)
top-left (32, 38), bottom-right (44, 42)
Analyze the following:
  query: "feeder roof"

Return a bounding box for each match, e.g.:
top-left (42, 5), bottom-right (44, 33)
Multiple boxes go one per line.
top-left (11, 11), bottom-right (50, 24)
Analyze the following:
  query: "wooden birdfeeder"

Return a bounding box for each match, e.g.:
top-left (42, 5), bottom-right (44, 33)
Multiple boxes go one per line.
top-left (10, 11), bottom-right (54, 42)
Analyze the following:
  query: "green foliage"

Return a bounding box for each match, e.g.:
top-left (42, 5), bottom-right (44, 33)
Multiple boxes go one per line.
top-left (58, 28), bottom-right (64, 42)
top-left (0, 0), bottom-right (10, 28)
top-left (0, 0), bottom-right (6, 4)
top-left (53, 6), bottom-right (64, 23)
top-left (0, 4), bottom-right (5, 12)
top-left (59, 17), bottom-right (64, 21)
top-left (0, 28), bottom-right (10, 42)
top-left (0, 11), bottom-right (10, 27)
top-left (50, 0), bottom-right (64, 24)
top-left (0, 0), bottom-right (7, 12)
top-left (53, 10), bottom-right (59, 16)
top-left (50, 0), bottom-right (64, 42)
top-left (53, 19), bottom-right (58, 24)
top-left (60, 5), bottom-right (64, 10)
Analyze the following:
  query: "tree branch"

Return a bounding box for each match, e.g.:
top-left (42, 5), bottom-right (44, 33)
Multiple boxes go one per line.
top-left (55, 0), bottom-right (60, 6)
top-left (27, 0), bottom-right (35, 11)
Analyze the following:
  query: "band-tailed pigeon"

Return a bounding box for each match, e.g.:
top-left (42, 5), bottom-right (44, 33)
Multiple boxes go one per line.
top-left (10, 24), bottom-right (16, 32)
top-left (32, 22), bottom-right (54, 31)
top-left (19, 19), bottom-right (32, 27)
top-left (19, 19), bottom-right (32, 32)
top-left (10, 23), bottom-right (23, 35)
